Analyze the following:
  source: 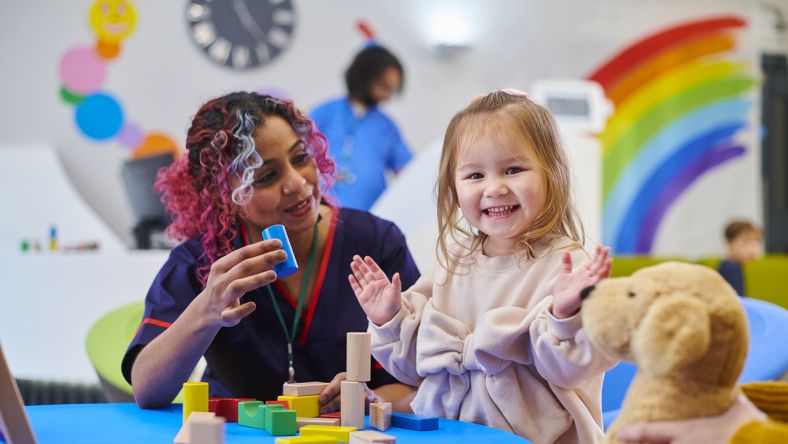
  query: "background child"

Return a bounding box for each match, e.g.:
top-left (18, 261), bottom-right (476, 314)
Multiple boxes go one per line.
top-left (718, 220), bottom-right (762, 296)
top-left (349, 90), bottom-right (616, 443)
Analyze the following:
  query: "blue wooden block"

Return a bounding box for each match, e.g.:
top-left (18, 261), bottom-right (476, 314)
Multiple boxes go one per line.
top-left (391, 412), bottom-right (439, 431)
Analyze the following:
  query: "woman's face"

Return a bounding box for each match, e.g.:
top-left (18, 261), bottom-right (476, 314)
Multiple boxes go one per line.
top-left (236, 115), bottom-right (321, 237)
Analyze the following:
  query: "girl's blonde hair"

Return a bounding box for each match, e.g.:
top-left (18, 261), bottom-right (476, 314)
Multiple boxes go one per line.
top-left (435, 90), bottom-right (584, 273)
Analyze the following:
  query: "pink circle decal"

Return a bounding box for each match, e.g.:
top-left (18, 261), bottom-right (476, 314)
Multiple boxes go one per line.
top-left (58, 46), bottom-right (106, 94)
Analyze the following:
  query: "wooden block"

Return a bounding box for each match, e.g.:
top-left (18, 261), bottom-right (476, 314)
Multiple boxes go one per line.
top-left (190, 414), bottom-right (225, 444)
top-left (390, 412), bottom-right (438, 431)
top-left (283, 381), bottom-right (329, 396)
top-left (208, 397), bottom-right (254, 423)
top-left (266, 408), bottom-right (297, 436)
top-left (174, 411), bottom-right (216, 443)
top-left (349, 430), bottom-right (396, 444)
top-left (340, 381), bottom-right (365, 429)
top-left (368, 402), bottom-right (391, 431)
top-left (183, 381), bottom-right (209, 422)
top-left (237, 401), bottom-right (267, 429)
top-left (346, 332), bottom-right (371, 382)
top-left (300, 424), bottom-right (358, 442)
top-left (267, 399), bottom-right (290, 409)
top-left (297, 416), bottom-right (341, 429)
top-left (320, 411), bottom-right (342, 419)
top-left (0, 342), bottom-right (36, 444)
top-left (278, 394), bottom-right (320, 418)
top-left (276, 435), bottom-right (338, 444)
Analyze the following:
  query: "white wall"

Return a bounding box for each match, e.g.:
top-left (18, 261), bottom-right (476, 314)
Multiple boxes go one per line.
top-left (1, 0), bottom-right (786, 251)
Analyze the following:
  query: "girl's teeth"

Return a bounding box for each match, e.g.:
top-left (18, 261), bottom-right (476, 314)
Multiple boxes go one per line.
top-left (487, 205), bottom-right (514, 215)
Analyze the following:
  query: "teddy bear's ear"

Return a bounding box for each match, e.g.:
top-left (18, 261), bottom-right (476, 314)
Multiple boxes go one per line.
top-left (631, 294), bottom-right (710, 376)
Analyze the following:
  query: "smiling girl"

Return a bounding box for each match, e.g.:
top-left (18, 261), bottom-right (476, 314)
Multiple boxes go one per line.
top-left (349, 90), bottom-right (616, 443)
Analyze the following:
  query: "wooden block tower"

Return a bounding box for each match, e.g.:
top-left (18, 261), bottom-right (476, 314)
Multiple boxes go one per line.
top-left (342, 332), bottom-right (370, 429)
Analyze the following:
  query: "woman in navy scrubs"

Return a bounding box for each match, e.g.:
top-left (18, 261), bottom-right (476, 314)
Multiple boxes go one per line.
top-left (122, 92), bottom-right (420, 412)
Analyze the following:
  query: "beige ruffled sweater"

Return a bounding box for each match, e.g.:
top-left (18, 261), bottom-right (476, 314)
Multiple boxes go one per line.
top-left (369, 237), bottom-right (617, 444)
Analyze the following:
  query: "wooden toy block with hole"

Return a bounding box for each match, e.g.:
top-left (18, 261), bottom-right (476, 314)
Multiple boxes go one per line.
top-left (368, 402), bottom-right (391, 431)
top-left (237, 401), bottom-right (269, 430)
top-left (340, 381), bottom-right (365, 429)
top-left (174, 411), bottom-right (216, 443)
top-left (275, 435), bottom-right (339, 444)
top-left (208, 397), bottom-right (254, 423)
top-left (348, 430), bottom-right (396, 444)
top-left (265, 407), bottom-right (297, 436)
top-left (278, 394), bottom-right (320, 418)
top-left (189, 414), bottom-right (225, 444)
top-left (282, 381), bottom-right (329, 396)
top-left (390, 412), bottom-right (438, 431)
top-left (297, 416), bottom-right (341, 429)
top-left (183, 381), bottom-right (209, 422)
top-left (300, 424), bottom-right (358, 442)
top-left (346, 332), bottom-right (371, 382)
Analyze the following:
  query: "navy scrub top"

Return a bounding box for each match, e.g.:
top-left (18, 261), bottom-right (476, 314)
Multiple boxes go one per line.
top-left (122, 207), bottom-right (420, 401)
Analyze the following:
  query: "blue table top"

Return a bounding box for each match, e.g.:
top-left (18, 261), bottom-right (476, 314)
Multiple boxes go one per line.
top-left (22, 403), bottom-right (530, 443)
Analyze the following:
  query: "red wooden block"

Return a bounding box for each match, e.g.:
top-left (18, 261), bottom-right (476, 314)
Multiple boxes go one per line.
top-left (208, 397), bottom-right (255, 423)
top-left (319, 411), bottom-right (342, 419)
top-left (266, 400), bottom-right (290, 409)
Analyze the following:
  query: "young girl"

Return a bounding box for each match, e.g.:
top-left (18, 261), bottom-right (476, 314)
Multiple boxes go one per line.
top-left (349, 90), bottom-right (616, 443)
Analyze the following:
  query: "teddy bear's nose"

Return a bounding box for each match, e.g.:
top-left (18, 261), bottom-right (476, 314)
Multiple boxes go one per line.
top-left (580, 285), bottom-right (596, 301)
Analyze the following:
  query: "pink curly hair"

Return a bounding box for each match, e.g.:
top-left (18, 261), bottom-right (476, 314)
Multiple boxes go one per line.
top-left (155, 92), bottom-right (335, 285)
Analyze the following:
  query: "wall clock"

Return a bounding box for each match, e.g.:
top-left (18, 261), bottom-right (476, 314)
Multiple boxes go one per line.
top-left (186, 0), bottom-right (296, 70)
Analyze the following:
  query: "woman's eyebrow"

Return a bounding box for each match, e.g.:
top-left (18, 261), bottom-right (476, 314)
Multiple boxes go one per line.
top-left (261, 140), bottom-right (304, 163)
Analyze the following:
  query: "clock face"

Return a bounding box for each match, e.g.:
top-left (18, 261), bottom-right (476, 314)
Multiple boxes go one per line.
top-left (186, 0), bottom-right (296, 70)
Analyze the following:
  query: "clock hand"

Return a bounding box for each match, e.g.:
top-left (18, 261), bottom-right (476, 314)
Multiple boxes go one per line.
top-left (232, 0), bottom-right (266, 43)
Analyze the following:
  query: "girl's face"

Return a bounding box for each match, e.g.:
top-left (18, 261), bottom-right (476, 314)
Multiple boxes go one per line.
top-left (454, 130), bottom-right (547, 256)
top-left (237, 115), bottom-right (321, 236)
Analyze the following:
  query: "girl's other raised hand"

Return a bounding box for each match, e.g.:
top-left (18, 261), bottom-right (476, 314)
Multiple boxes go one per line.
top-left (552, 245), bottom-right (612, 319)
top-left (348, 255), bottom-right (402, 326)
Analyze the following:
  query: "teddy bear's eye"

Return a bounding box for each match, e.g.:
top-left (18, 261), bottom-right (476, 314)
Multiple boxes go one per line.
top-left (628, 291), bottom-right (636, 298)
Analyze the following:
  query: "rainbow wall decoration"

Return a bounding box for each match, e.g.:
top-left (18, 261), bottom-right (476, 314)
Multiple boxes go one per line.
top-left (587, 16), bottom-right (756, 254)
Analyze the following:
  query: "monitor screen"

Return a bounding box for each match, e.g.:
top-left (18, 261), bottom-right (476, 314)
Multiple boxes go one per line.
top-left (546, 97), bottom-right (590, 118)
top-left (121, 153), bottom-right (174, 221)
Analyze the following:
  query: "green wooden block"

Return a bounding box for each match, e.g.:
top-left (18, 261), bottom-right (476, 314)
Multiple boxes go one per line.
top-left (238, 401), bottom-right (266, 429)
top-left (266, 408), bottom-right (297, 436)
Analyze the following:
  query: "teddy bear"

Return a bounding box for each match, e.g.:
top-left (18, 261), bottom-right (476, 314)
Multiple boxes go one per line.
top-left (581, 261), bottom-right (749, 444)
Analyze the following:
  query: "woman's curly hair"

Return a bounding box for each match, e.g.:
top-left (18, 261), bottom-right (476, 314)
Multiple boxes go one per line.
top-left (156, 92), bottom-right (335, 285)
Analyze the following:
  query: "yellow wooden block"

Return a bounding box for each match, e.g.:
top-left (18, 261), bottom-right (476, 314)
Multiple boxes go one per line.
top-left (183, 381), bottom-right (209, 422)
top-left (276, 435), bottom-right (338, 444)
top-left (300, 425), bottom-right (358, 443)
top-left (278, 394), bottom-right (320, 418)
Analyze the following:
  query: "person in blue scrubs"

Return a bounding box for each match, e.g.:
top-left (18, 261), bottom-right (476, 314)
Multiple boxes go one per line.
top-left (122, 92), bottom-right (419, 412)
top-left (310, 45), bottom-right (413, 211)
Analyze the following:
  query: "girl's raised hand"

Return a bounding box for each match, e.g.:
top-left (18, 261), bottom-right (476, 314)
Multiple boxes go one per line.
top-left (349, 255), bottom-right (402, 326)
top-left (552, 246), bottom-right (612, 319)
top-left (196, 239), bottom-right (287, 329)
